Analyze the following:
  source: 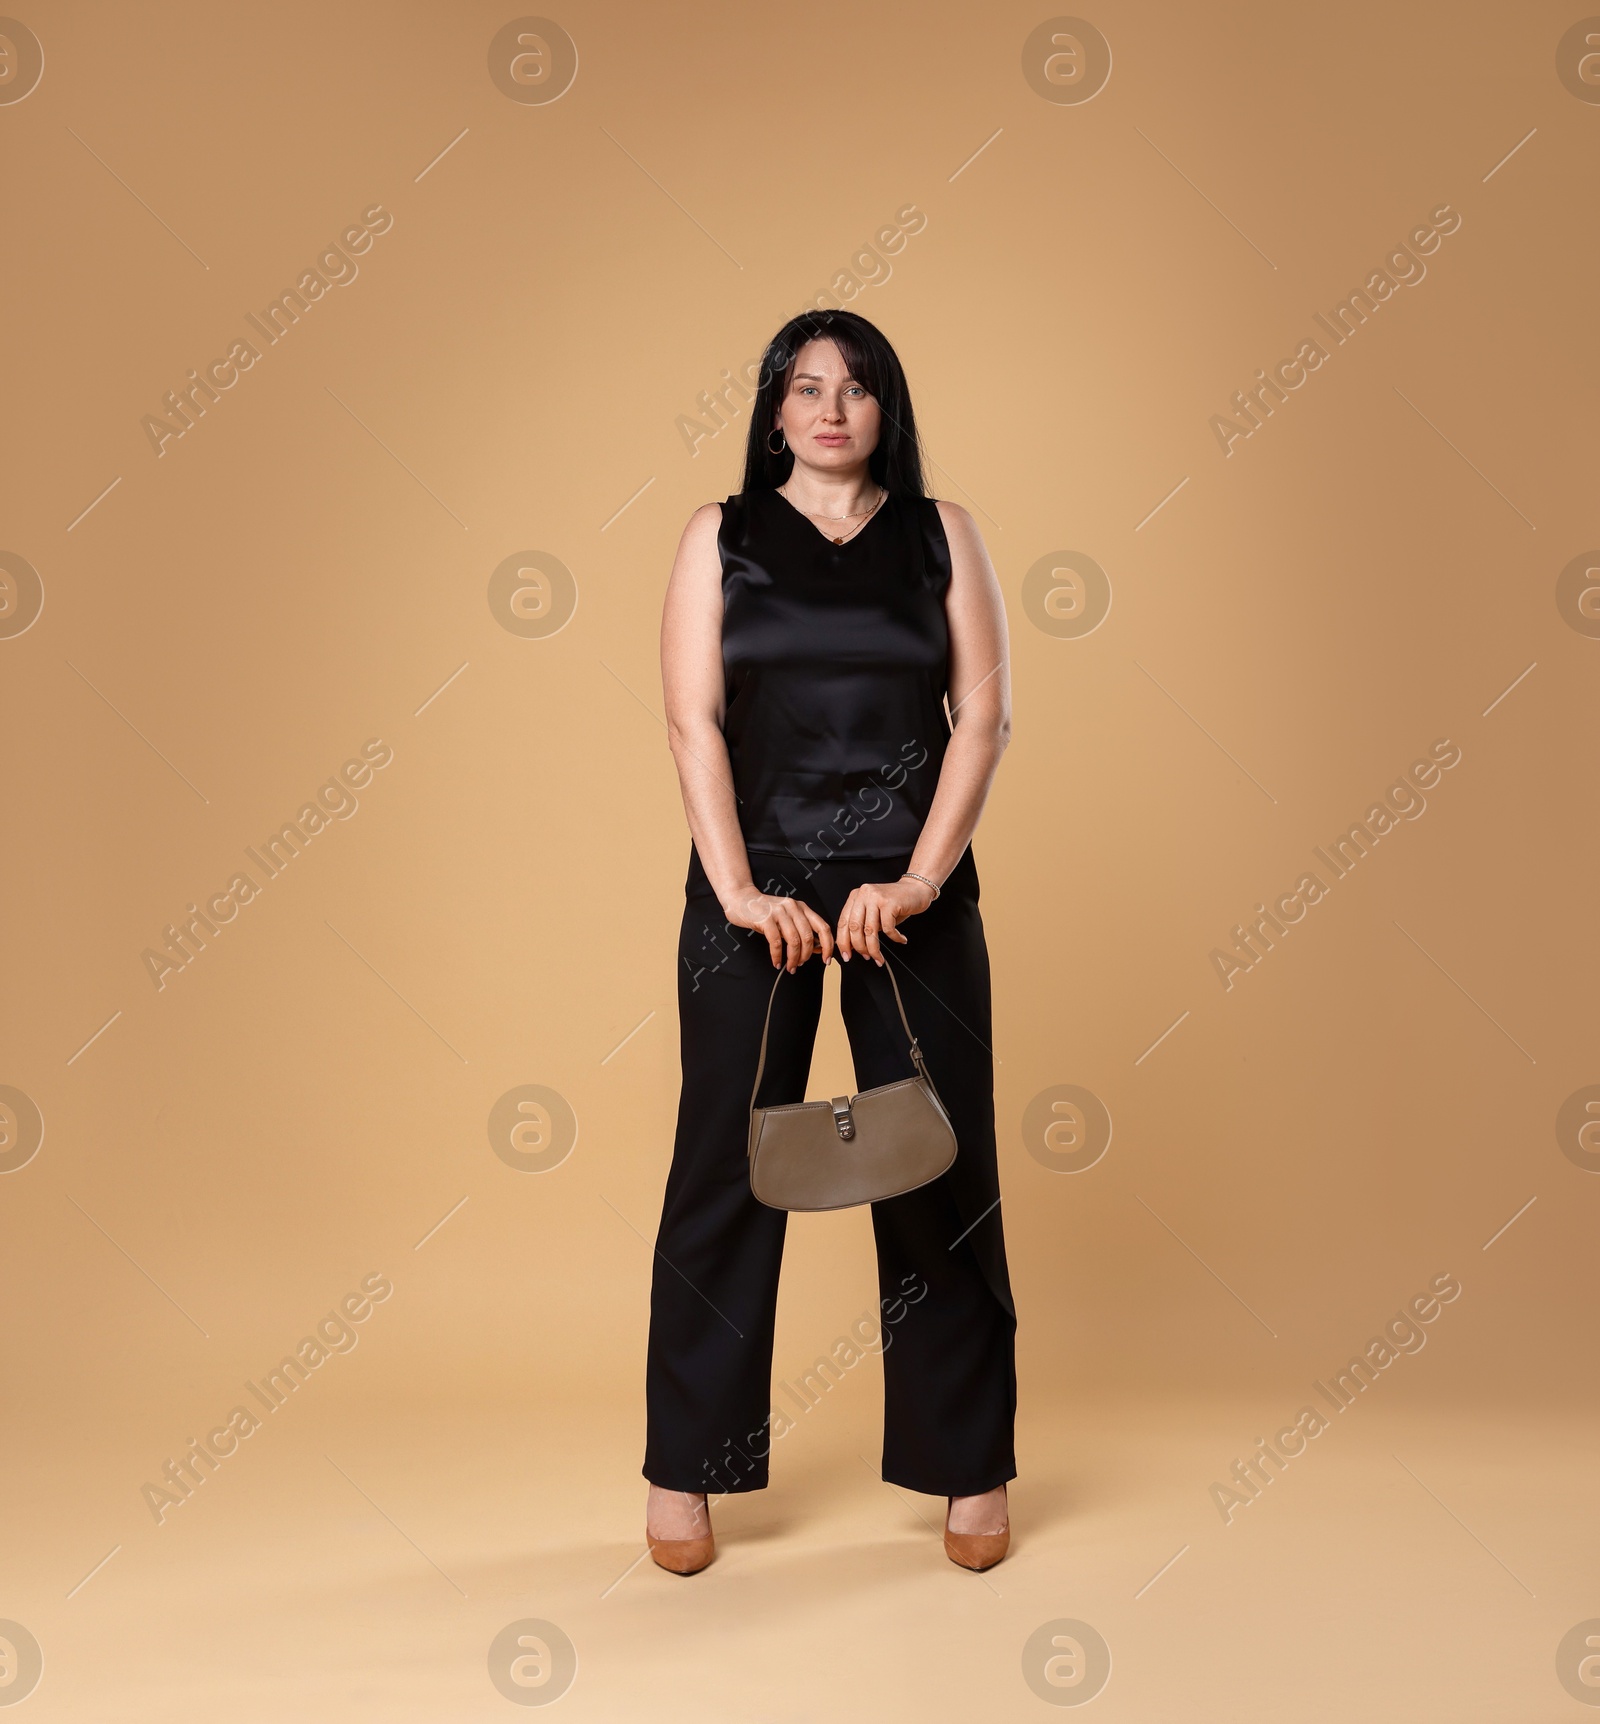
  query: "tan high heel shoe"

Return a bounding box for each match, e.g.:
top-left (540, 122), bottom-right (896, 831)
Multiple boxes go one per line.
top-left (943, 1485), bottom-right (1009, 1571)
top-left (646, 1493), bottom-right (715, 1576)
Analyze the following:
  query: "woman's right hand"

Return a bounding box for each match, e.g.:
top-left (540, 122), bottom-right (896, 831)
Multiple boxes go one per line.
top-left (721, 887), bottom-right (836, 971)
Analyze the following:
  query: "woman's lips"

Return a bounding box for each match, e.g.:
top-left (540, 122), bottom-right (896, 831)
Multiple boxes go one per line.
top-left (814, 434), bottom-right (849, 445)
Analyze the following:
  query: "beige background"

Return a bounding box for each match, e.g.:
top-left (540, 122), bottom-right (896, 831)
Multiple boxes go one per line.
top-left (2, 1), bottom-right (1597, 1717)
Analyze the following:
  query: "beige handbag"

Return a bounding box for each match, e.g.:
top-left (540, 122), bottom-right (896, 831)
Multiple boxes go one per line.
top-left (747, 959), bottom-right (958, 1211)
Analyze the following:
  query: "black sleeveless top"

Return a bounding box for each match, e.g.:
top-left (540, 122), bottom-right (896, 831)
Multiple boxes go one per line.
top-left (718, 488), bottom-right (952, 862)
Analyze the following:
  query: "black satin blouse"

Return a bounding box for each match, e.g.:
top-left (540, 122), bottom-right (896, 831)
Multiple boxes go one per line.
top-left (717, 487), bottom-right (953, 862)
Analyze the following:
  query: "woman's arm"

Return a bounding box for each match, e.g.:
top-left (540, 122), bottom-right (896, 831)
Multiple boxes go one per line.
top-left (835, 499), bottom-right (1011, 962)
top-left (906, 499), bottom-right (1012, 883)
top-left (660, 504), bottom-right (835, 970)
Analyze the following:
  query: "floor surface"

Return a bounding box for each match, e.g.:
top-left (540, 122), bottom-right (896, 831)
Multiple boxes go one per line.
top-left (11, 1385), bottom-right (1591, 1719)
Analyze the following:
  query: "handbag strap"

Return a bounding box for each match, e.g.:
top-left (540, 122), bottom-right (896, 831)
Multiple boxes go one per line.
top-left (748, 956), bottom-right (929, 1114)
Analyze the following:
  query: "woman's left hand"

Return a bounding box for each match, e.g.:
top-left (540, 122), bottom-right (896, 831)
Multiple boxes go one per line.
top-left (835, 877), bottom-right (936, 964)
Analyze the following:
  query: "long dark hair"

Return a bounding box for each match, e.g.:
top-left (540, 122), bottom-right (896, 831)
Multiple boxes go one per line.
top-left (739, 309), bottom-right (927, 497)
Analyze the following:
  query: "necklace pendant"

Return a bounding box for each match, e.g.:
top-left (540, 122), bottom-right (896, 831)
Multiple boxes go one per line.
top-left (832, 535), bottom-right (843, 545)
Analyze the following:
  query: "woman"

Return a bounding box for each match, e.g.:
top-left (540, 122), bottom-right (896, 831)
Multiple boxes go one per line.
top-left (644, 309), bottom-right (1017, 1575)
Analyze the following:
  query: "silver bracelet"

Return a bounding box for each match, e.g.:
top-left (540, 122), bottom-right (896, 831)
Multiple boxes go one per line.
top-left (901, 871), bottom-right (941, 899)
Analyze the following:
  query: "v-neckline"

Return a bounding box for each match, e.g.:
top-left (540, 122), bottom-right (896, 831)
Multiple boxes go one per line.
top-left (772, 485), bottom-right (892, 550)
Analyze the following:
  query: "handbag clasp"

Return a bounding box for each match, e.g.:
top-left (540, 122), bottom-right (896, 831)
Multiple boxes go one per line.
top-left (829, 1097), bottom-right (855, 1140)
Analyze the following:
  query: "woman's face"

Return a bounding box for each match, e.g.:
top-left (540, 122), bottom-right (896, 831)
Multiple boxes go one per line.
top-left (774, 338), bottom-right (881, 474)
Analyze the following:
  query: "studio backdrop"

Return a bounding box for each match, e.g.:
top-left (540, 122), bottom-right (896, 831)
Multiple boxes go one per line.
top-left (2, 2), bottom-right (1596, 1718)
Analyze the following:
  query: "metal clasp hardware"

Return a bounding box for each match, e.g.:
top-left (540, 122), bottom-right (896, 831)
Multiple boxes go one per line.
top-left (830, 1097), bottom-right (855, 1140)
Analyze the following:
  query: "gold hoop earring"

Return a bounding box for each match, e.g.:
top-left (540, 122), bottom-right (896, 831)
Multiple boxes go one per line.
top-left (767, 428), bottom-right (787, 455)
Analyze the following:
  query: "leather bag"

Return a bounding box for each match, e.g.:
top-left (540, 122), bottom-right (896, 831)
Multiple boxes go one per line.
top-left (748, 959), bottom-right (958, 1211)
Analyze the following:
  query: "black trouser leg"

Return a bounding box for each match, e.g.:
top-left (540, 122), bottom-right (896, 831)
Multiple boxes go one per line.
top-left (642, 858), bottom-right (822, 1494)
top-left (828, 857), bottom-right (1018, 1495)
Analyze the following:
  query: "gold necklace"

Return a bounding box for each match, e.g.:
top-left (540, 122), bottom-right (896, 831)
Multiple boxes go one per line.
top-left (780, 484), bottom-right (887, 545)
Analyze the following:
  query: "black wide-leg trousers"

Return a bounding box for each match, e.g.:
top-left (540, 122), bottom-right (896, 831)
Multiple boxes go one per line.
top-left (643, 844), bottom-right (1017, 1498)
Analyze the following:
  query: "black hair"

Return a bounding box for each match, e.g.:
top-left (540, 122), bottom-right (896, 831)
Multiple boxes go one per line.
top-left (738, 309), bottom-right (927, 497)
